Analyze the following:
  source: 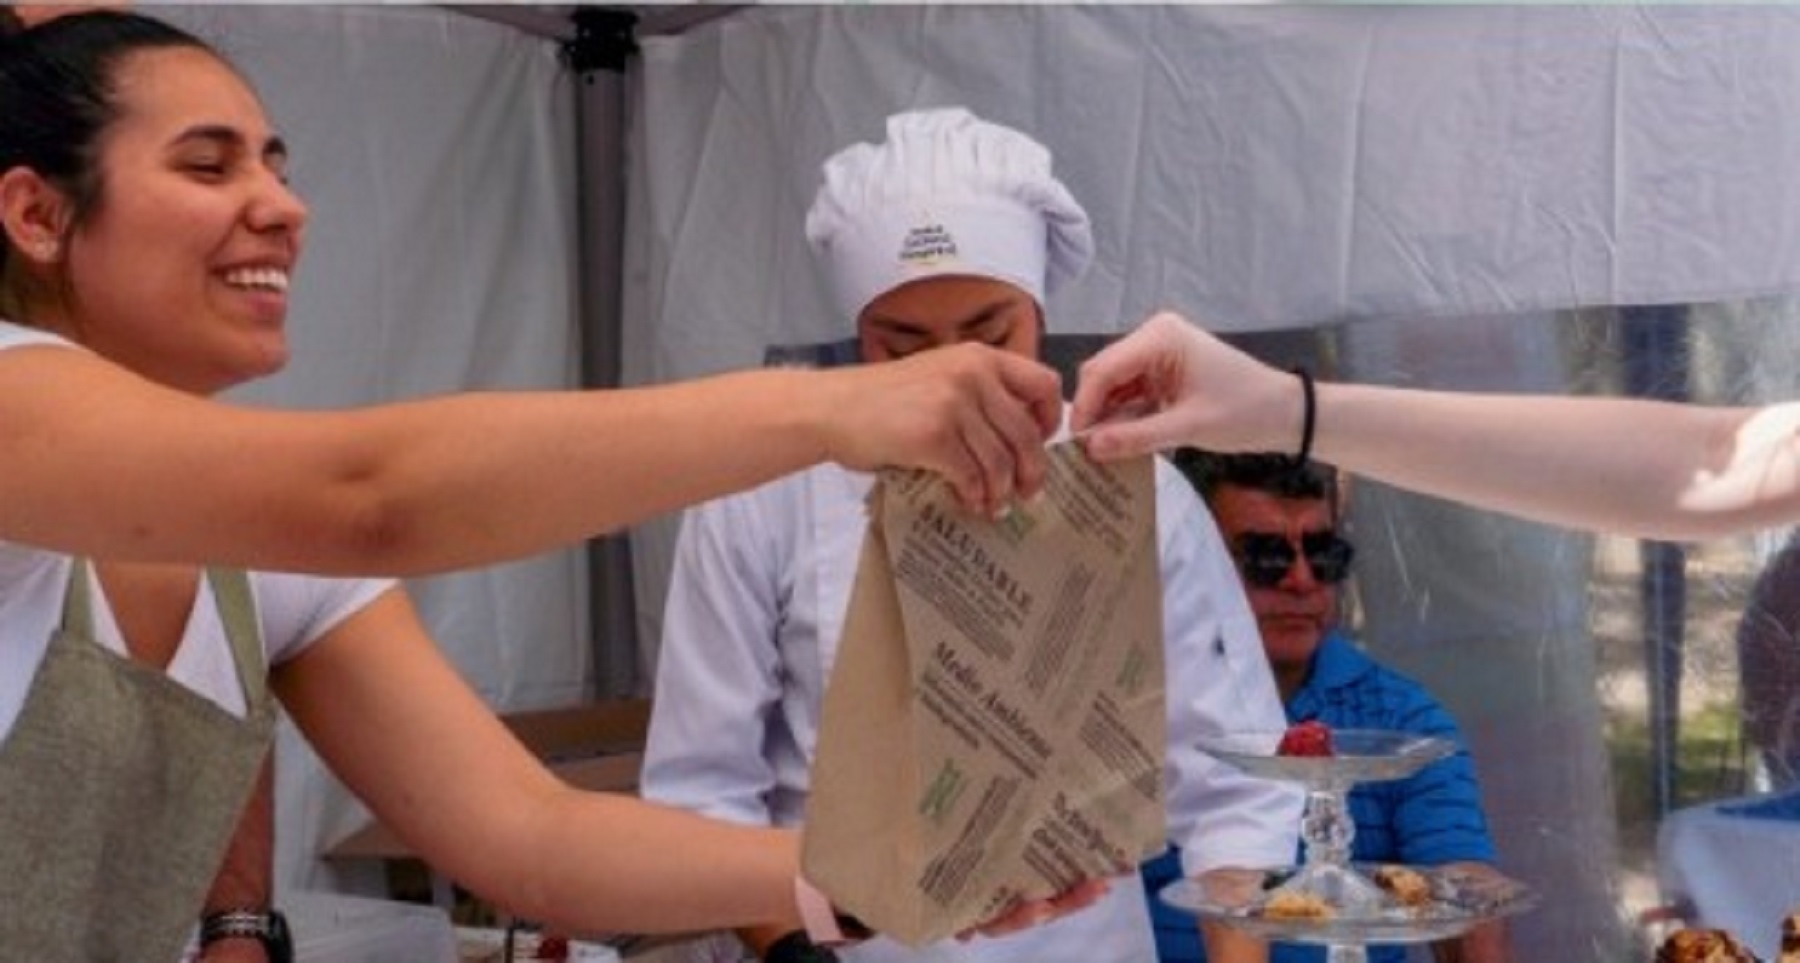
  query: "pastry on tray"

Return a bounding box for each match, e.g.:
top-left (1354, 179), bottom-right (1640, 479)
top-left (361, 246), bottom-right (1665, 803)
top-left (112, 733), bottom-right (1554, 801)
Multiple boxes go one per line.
top-left (1655, 927), bottom-right (1759, 963)
top-left (1371, 864), bottom-right (1433, 909)
top-left (1260, 890), bottom-right (1335, 920)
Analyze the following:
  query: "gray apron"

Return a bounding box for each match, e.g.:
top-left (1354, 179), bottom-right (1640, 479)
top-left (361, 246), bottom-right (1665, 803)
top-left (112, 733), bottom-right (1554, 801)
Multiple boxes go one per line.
top-left (0, 560), bottom-right (275, 962)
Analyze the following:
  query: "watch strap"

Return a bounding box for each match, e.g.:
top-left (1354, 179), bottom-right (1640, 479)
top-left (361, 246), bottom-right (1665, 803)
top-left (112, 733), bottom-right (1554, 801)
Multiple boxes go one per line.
top-left (200, 908), bottom-right (294, 963)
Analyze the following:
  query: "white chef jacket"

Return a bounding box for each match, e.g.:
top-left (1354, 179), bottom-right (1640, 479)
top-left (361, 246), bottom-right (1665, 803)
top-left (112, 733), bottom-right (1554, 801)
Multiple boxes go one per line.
top-left (643, 442), bottom-right (1302, 963)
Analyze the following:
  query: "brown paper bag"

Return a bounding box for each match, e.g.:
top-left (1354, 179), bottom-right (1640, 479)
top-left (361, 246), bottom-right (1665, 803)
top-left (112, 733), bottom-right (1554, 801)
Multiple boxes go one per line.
top-left (801, 445), bottom-right (1168, 946)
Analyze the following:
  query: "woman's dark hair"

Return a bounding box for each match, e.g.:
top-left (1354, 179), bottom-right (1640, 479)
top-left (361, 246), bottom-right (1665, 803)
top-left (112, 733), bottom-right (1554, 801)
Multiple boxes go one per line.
top-left (0, 11), bottom-right (215, 276)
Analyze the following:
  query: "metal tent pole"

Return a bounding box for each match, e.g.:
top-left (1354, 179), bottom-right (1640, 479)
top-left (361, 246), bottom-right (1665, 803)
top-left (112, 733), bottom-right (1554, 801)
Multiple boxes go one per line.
top-left (566, 8), bottom-right (642, 698)
top-left (1621, 304), bottom-right (1692, 817)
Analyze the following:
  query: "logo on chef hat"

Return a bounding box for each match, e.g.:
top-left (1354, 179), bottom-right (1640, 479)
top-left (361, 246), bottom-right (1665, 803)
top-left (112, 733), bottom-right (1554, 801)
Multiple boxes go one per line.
top-left (898, 221), bottom-right (959, 269)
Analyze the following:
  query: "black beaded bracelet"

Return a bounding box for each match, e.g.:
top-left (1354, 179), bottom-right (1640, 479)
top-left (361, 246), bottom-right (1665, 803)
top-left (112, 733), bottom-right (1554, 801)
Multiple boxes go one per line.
top-left (1289, 366), bottom-right (1316, 468)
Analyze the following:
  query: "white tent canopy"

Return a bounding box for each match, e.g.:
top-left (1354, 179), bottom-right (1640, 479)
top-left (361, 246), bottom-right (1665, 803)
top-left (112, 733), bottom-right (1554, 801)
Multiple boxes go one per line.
top-left (143, 6), bottom-right (1800, 959)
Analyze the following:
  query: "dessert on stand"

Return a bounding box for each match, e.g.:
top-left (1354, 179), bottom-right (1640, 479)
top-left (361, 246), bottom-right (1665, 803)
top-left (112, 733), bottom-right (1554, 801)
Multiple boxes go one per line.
top-left (1160, 725), bottom-right (1537, 963)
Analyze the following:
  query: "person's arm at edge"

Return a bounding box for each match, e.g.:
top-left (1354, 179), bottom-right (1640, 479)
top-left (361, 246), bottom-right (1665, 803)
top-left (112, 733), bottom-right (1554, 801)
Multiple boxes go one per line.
top-left (1071, 312), bottom-right (1800, 542)
top-left (0, 341), bottom-right (1060, 576)
top-left (1312, 381), bottom-right (1799, 542)
top-left (277, 589), bottom-right (803, 935)
top-left (641, 498), bottom-right (794, 958)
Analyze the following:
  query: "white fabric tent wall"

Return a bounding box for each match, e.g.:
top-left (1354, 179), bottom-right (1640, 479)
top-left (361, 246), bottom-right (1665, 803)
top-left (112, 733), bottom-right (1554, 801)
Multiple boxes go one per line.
top-left (624, 5), bottom-right (1800, 367)
top-left (157, 5), bottom-right (588, 895)
top-left (624, 8), bottom-right (1800, 961)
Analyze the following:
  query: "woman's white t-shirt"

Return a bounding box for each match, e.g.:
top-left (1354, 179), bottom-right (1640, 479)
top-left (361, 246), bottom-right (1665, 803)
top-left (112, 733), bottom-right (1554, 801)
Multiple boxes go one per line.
top-left (0, 318), bottom-right (394, 738)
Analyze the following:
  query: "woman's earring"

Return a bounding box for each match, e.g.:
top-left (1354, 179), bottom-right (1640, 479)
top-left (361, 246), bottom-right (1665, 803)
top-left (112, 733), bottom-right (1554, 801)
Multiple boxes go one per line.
top-left (35, 240), bottom-right (57, 262)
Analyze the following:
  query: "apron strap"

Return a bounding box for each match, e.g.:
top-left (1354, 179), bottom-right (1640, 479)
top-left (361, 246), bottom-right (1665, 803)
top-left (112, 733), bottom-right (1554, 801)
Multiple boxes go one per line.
top-left (58, 560), bottom-right (271, 715)
top-left (58, 557), bottom-right (98, 641)
top-left (206, 568), bottom-right (271, 715)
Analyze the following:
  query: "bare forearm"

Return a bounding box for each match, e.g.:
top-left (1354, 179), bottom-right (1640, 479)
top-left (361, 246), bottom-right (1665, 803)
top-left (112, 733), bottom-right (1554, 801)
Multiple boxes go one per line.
top-left (1317, 384), bottom-right (1800, 541)
top-left (317, 371), bottom-right (842, 574)
top-left (281, 603), bottom-right (802, 938)
top-left (1071, 313), bottom-right (1800, 542)
top-left (9, 343), bottom-right (1056, 575)
top-left (5, 364), bottom-right (831, 574)
top-left (458, 790), bottom-right (802, 936)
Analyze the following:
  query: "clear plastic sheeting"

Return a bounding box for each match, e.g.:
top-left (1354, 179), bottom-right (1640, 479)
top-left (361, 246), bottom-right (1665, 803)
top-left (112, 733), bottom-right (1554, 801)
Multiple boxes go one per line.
top-left (1273, 301), bottom-right (1800, 961)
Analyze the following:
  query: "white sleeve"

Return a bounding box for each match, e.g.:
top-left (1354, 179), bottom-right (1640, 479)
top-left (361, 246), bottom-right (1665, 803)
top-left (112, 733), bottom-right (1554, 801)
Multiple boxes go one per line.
top-left (251, 572), bottom-right (397, 666)
top-left (0, 319), bottom-right (75, 352)
top-left (640, 488), bottom-right (789, 826)
top-left (1155, 466), bottom-right (1306, 874)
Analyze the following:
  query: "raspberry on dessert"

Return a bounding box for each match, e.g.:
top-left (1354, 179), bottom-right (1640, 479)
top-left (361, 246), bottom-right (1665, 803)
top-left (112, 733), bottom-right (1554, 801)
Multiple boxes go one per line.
top-left (1277, 719), bottom-right (1334, 757)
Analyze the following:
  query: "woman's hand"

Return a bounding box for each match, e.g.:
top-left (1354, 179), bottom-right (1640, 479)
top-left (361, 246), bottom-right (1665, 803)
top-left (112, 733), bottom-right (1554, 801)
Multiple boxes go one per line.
top-left (815, 343), bottom-right (1062, 516)
top-left (1070, 311), bottom-right (1300, 462)
top-left (955, 877), bottom-right (1113, 941)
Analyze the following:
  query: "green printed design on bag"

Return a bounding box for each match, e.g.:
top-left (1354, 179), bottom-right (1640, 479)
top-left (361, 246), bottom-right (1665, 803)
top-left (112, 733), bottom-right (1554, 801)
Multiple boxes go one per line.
top-left (920, 758), bottom-right (967, 823)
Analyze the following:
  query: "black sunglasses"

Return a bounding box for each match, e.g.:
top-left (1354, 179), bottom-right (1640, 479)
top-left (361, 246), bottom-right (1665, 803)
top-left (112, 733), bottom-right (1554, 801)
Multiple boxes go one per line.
top-left (1233, 531), bottom-right (1355, 588)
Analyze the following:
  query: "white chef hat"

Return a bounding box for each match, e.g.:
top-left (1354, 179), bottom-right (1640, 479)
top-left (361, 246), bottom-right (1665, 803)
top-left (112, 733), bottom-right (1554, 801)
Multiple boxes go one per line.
top-left (804, 106), bottom-right (1094, 321)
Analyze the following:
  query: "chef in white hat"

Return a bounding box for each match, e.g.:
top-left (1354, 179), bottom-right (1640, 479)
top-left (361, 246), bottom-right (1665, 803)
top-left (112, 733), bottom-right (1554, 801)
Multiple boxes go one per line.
top-left (806, 105), bottom-right (1093, 342)
top-left (643, 106), bottom-right (1299, 963)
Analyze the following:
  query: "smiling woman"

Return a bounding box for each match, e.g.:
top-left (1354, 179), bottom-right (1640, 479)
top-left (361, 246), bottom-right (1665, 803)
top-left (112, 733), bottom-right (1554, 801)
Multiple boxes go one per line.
top-left (4, 42), bottom-right (302, 392)
top-left (0, 10), bottom-right (1092, 962)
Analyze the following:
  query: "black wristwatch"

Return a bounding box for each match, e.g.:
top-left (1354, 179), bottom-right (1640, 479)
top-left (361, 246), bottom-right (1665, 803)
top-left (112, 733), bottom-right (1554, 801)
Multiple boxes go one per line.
top-left (764, 929), bottom-right (841, 963)
top-left (199, 908), bottom-right (294, 963)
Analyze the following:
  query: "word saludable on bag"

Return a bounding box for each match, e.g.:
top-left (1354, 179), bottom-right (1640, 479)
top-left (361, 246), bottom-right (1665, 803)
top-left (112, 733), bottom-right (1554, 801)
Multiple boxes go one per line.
top-left (803, 443), bottom-right (1167, 946)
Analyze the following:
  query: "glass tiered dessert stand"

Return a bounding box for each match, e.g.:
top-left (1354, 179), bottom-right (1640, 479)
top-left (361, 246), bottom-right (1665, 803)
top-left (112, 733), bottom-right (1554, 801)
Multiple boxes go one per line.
top-left (1160, 729), bottom-right (1537, 963)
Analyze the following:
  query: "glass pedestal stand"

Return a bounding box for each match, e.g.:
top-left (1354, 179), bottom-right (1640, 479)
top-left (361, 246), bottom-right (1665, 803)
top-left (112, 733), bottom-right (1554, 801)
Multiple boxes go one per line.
top-left (1160, 729), bottom-right (1537, 963)
top-left (1295, 779), bottom-right (1383, 963)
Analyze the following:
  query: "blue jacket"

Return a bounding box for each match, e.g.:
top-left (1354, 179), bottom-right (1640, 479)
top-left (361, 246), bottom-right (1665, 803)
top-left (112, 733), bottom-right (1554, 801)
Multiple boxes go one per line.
top-left (1143, 631), bottom-right (1497, 963)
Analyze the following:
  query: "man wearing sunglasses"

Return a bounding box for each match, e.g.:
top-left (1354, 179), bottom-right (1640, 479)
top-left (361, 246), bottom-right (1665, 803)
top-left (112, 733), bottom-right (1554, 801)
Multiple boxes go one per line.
top-left (1141, 451), bottom-right (1512, 963)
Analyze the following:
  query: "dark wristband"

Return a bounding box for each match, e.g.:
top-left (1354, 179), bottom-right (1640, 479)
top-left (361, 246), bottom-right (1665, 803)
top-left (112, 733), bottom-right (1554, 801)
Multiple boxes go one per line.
top-left (1289, 366), bottom-right (1316, 468)
top-left (765, 929), bottom-right (842, 963)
